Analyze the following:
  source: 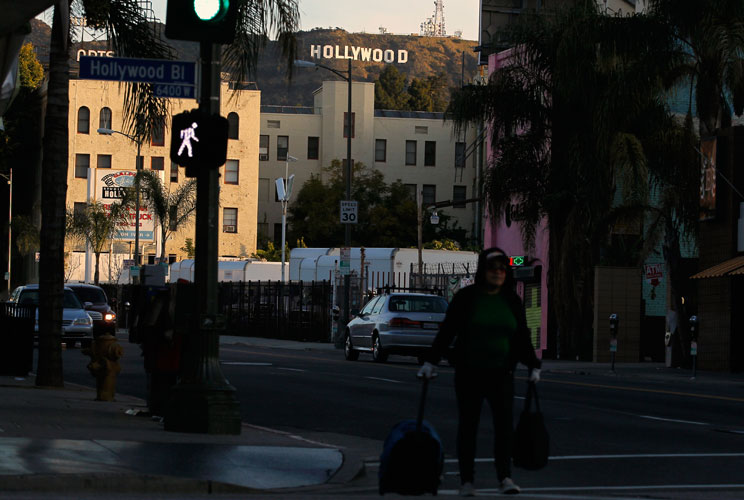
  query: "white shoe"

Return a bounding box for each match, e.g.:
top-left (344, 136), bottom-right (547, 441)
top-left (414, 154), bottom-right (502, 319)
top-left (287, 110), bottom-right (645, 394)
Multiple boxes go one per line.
top-left (500, 477), bottom-right (521, 494)
top-left (459, 481), bottom-right (475, 496)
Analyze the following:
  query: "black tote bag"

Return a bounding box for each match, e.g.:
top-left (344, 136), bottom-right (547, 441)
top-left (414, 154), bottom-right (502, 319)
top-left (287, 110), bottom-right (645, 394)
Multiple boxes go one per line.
top-left (512, 381), bottom-right (550, 470)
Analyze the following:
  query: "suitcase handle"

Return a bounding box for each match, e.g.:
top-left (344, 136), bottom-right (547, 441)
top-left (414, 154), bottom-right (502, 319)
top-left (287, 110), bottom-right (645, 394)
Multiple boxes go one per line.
top-left (416, 376), bottom-right (429, 432)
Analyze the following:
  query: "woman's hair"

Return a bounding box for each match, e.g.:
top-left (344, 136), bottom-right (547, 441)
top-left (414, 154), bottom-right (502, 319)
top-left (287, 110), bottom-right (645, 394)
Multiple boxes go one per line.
top-left (474, 246), bottom-right (516, 291)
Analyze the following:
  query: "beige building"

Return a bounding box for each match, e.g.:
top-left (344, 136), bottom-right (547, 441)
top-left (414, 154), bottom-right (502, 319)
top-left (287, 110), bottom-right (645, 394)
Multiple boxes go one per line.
top-left (258, 80), bottom-right (479, 244)
top-left (64, 78), bottom-right (479, 283)
top-left (65, 79), bottom-right (260, 282)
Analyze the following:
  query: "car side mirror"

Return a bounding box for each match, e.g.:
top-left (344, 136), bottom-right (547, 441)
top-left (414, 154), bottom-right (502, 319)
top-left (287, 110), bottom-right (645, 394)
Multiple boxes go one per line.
top-left (84, 301), bottom-right (93, 309)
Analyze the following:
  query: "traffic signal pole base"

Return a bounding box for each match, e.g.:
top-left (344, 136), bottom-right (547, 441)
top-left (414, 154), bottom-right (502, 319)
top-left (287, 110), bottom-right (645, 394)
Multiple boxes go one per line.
top-left (165, 383), bottom-right (241, 435)
top-left (164, 317), bottom-right (241, 435)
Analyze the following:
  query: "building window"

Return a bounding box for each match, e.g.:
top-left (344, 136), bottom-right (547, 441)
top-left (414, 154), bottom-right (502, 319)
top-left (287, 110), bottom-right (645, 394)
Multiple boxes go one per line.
top-left (75, 154), bottom-right (90, 178)
top-left (97, 154), bottom-right (112, 169)
top-left (273, 223), bottom-right (282, 243)
top-left (404, 183), bottom-right (417, 200)
top-left (259, 135), bottom-right (269, 161)
top-left (415, 126), bottom-right (428, 134)
top-left (267, 120), bottom-right (280, 128)
top-left (307, 136), bottom-right (319, 160)
top-left (375, 139), bottom-right (387, 162)
top-left (277, 135), bottom-right (288, 161)
top-left (151, 156), bottom-right (164, 171)
top-left (453, 186), bottom-right (466, 208)
top-left (170, 161), bottom-right (178, 183)
top-left (257, 222), bottom-right (268, 240)
top-left (151, 121), bottom-right (165, 146)
top-left (168, 254), bottom-right (177, 264)
top-left (405, 140), bottom-right (417, 165)
top-left (227, 112), bottom-right (239, 139)
top-left (422, 184), bottom-right (436, 205)
top-left (223, 208), bottom-right (238, 233)
top-left (424, 141), bottom-right (436, 167)
top-left (455, 141), bottom-right (466, 169)
top-left (259, 178), bottom-right (270, 200)
top-left (73, 202), bottom-right (87, 220)
top-left (99, 107), bottom-right (112, 130)
top-left (225, 159), bottom-right (239, 184)
top-left (343, 112), bottom-right (355, 138)
top-left (77, 106), bottom-right (90, 134)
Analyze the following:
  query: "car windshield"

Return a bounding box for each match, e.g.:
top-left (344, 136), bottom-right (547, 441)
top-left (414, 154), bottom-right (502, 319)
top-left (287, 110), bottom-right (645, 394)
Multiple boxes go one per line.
top-left (387, 296), bottom-right (448, 313)
top-left (18, 289), bottom-right (83, 309)
top-left (72, 287), bottom-right (107, 304)
top-left (64, 290), bottom-right (83, 309)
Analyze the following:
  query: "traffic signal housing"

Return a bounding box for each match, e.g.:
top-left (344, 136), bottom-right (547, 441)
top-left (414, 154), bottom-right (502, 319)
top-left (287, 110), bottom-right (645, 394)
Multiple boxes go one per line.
top-left (165, 0), bottom-right (239, 44)
top-left (170, 109), bottom-right (229, 177)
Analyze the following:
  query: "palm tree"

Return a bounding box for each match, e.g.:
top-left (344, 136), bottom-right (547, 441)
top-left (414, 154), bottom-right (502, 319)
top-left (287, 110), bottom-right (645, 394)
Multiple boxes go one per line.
top-left (36, 0), bottom-right (299, 387)
top-left (66, 201), bottom-right (131, 285)
top-left (446, 2), bottom-right (688, 359)
top-left (648, 0), bottom-right (744, 137)
top-left (130, 169), bottom-right (197, 260)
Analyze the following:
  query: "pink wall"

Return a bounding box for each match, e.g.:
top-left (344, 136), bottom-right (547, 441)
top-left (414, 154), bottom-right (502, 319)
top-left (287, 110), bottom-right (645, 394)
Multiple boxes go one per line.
top-left (485, 51), bottom-right (550, 354)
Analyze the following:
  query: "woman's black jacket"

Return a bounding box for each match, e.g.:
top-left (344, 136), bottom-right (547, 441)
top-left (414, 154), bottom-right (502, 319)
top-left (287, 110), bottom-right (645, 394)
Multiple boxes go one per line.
top-left (425, 284), bottom-right (542, 373)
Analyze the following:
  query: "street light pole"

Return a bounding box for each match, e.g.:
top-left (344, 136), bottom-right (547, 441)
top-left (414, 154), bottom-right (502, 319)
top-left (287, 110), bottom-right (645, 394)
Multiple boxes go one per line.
top-left (294, 58), bottom-right (353, 347)
top-left (279, 155), bottom-right (297, 282)
top-left (97, 127), bottom-right (143, 266)
top-left (1, 168), bottom-right (11, 296)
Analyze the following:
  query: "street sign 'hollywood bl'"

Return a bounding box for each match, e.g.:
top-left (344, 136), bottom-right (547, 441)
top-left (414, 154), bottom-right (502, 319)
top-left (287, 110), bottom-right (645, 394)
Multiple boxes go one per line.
top-left (170, 110), bottom-right (229, 177)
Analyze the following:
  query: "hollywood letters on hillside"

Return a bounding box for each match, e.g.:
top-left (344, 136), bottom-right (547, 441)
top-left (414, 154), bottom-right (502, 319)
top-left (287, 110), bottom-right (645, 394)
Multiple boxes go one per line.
top-left (309, 44), bottom-right (409, 64)
top-left (97, 171), bottom-right (155, 241)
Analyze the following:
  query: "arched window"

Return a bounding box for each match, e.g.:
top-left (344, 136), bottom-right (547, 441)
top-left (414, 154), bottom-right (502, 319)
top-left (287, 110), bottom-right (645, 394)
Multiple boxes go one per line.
top-left (99, 107), bottom-right (112, 130)
top-left (77, 106), bottom-right (90, 134)
top-left (227, 112), bottom-right (239, 140)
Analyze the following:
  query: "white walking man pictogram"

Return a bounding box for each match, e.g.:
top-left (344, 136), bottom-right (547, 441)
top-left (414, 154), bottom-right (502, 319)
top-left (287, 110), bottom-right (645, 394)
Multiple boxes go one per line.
top-left (178, 122), bottom-right (199, 157)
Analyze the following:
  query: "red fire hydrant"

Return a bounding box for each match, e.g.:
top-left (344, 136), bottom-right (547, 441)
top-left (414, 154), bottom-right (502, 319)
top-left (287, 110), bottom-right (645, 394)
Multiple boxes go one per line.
top-left (82, 333), bottom-right (123, 401)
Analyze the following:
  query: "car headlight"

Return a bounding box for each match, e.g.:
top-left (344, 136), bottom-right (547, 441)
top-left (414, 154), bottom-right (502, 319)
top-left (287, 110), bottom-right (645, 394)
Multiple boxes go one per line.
top-left (104, 312), bottom-right (116, 322)
top-left (73, 315), bottom-right (92, 326)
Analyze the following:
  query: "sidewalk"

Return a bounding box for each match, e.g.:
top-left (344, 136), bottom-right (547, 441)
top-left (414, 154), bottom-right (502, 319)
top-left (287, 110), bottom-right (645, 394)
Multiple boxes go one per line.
top-left (2, 335), bottom-right (743, 498)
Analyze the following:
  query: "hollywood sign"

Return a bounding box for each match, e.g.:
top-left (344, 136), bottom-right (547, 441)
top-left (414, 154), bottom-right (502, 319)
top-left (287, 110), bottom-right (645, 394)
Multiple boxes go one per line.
top-left (310, 45), bottom-right (409, 64)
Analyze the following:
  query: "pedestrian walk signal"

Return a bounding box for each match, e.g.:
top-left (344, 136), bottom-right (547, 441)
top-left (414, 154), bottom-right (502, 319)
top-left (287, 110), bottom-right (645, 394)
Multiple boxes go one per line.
top-left (170, 110), bottom-right (229, 177)
top-left (165, 0), bottom-right (238, 44)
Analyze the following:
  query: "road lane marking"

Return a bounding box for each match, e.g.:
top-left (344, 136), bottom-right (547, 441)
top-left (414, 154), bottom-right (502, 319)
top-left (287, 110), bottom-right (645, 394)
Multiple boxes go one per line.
top-left (277, 367), bottom-right (306, 372)
top-left (540, 377), bottom-right (744, 403)
top-left (220, 362), bottom-right (272, 366)
top-left (365, 376), bottom-right (402, 384)
top-left (639, 415), bottom-right (709, 426)
top-left (368, 452), bottom-right (744, 468)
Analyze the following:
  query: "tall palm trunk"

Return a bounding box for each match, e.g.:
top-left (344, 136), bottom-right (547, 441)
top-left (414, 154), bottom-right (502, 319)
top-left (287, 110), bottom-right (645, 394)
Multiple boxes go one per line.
top-left (36, 1), bottom-right (69, 387)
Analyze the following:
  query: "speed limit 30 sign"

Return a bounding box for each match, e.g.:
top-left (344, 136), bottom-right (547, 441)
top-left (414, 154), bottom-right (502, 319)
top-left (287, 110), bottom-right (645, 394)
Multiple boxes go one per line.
top-left (340, 200), bottom-right (358, 224)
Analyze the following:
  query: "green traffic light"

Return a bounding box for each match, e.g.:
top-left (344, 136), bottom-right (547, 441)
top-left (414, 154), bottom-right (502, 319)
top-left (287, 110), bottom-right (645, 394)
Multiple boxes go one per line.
top-left (193, 0), bottom-right (228, 21)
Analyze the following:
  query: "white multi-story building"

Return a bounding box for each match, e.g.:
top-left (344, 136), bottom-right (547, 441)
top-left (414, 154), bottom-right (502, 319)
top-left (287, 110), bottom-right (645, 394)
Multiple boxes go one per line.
top-left (257, 80), bottom-right (479, 244)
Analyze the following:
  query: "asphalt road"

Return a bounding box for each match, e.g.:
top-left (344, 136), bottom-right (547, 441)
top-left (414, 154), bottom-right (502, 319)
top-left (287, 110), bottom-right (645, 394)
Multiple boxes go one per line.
top-left (57, 334), bottom-right (744, 498)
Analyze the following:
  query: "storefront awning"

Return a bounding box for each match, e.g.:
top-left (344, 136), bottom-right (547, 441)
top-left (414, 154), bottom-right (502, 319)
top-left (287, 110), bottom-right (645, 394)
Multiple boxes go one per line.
top-left (690, 255), bottom-right (744, 279)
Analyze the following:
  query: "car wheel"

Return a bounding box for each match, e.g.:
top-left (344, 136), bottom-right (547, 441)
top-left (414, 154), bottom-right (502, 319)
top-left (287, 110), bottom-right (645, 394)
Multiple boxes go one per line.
top-left (372, 334), bottom-right (388, 363)
top-left (344, 332), bottom-right (359, 361)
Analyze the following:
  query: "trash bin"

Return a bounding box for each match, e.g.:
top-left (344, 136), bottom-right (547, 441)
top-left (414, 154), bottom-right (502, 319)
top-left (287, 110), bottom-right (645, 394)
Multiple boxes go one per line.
top-left (0, 302), bottom-right (35, 376)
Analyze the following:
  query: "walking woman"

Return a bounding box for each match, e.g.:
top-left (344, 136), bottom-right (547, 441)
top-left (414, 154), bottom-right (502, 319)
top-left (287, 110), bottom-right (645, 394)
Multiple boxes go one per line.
top-left (418, 247), bottom-right (541, 496)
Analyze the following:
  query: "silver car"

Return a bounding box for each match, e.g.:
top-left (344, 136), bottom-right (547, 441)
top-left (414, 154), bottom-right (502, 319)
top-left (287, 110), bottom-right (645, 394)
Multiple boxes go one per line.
top-left (344, 292), bottom-right (448, 363)
top-left (10, 284), bottom-right (94, 348)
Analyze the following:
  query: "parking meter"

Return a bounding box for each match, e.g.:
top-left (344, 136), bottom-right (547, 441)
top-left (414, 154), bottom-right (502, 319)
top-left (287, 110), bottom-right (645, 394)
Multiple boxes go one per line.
top-left (609, 314), bottom-right (619, 371)
top-left (689, 315), bottom-right (698, 341)
top-left (331, 305), bottom-right (340, 322)
top-left (664, 331), bottom-right (672, 346)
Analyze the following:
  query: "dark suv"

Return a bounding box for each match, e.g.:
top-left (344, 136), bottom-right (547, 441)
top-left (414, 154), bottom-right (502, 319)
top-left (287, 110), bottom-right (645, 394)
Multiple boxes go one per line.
top-left (66, 284), bottom-right (117, 337)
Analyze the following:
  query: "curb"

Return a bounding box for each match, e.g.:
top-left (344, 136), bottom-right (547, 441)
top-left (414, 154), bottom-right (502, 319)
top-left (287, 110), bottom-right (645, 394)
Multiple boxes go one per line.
top-left (0, 472), bottom-right (258, 494)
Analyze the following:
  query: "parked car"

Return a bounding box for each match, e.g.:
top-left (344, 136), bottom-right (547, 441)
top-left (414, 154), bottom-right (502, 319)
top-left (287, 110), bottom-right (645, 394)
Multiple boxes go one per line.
top-left (65, 284), bottom-right (117, 337)
top-left (344, 292), bottom-right (449, 363)
top-left (9, 284), bottom-right (94, 348)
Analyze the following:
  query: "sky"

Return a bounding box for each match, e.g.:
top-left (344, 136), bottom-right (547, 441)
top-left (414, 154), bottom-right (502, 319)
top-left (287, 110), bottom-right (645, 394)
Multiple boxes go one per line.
top-left (146, 0), bottom-right (480, 41)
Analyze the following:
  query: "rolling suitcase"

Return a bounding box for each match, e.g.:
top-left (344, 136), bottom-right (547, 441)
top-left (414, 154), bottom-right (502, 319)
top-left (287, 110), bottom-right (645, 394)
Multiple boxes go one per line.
top-left (378, 377), bottom-right (443, 495)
